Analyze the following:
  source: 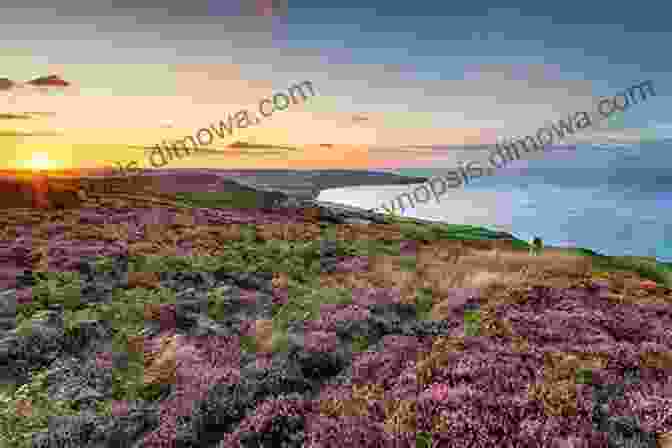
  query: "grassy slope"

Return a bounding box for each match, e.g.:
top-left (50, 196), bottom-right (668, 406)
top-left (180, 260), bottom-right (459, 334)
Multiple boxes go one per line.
top-left (1, 191), bottom-right (670, 446)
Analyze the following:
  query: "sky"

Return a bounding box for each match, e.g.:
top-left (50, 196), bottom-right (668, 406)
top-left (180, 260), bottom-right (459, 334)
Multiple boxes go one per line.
top-left (1, 0), bottom-right (670, 171)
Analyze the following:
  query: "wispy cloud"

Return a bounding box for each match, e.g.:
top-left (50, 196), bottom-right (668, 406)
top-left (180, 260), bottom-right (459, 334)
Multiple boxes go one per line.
top-left (0, 111), bottom-right (57, 120)
top-left (227, 141), bottom-right (300, 151)
top-left (0, 78), bottom-right (15, 91)
top-left (25, 75), bottom-right (71, 88)
top-left (22, 112), bottom-right (56, 117)
top-left (127, 143), bottom-right (300, 157)
top-left (0, 75), bottom-right (71, 91)
top-left (0, 113), bottom-right (34, 120)
top-left (0, 129), bottom-right (64, 137)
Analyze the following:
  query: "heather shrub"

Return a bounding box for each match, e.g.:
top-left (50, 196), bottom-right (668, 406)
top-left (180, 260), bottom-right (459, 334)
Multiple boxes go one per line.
top-left (398, 240), bottom-right (419, 256)
top-left (142, 336), bottom-right (242, 447)
top-left (188, 380), bottom-right (261, 446)
top-left (304, 414), bottom-right (396, 447)
top-left (224, 394), bottom-right (314, 446)
top-left (306, 303), bottom-right (372, 333)
top-left (350, 351), bottom-right (409, 390)
top-left (302, 331), bottom-right (340, 353)
top-left (351, 286), bottom-right (403, 307)
top-left (316, 383), bottom-right (356, 417)
top-left (429, 398), bottom-right (552, 447)
top-left (623, 389), bottom-right (672, 433)
top-left (318, 382), bottom-right (387, 421)
top-left (334, 256), bottom-right (370, 273)
top-left (416, 336), bottom-right (466, 387)
top-left (198, 334), bottom-right (242, 362)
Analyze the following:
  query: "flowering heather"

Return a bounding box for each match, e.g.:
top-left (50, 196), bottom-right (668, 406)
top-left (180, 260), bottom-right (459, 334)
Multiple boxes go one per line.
top-left (141, 335), bottom-right (243, 447)
top-left (238, 288), bottom-right (260, 303)
top-left (398, 240), bottom-right (419, 256)
top-left (272, 287), bottom-right (289, 306)
top-left (303, 330), bottom-right (340, 352)
top-left (333, 256), bottom-right (370, 273)
top-left (427, 382), bottom-right (453, 401)
top-left (350, 286), bottom-right (403, 307)
top-left (306, 304), bottom-right (371, 332)
top-left (4, 197), bottom-right (672, 447)
top-left (221, 394), bottom-right (315, 446)
top-left (16, 288), bottom-right (33, 304)
top-left (303, 414), bottom-right (397, 447)
top-left (110, 400), bottom-right (132, 417)
top-left (94, 350), bottom-right (114, 370)
top-left (350, 348), bottom-right (417, 389)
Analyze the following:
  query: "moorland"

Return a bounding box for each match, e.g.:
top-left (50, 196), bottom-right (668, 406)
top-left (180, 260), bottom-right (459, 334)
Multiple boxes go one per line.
top-left (0, 169), bottom-right (671, 447)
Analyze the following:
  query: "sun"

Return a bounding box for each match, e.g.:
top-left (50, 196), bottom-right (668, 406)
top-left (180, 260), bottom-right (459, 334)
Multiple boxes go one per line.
top-left (26, 152), bottom-right (56, 171)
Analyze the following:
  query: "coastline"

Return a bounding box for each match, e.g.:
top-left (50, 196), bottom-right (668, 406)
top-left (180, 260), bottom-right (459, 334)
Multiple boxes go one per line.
top-left (1, 167), bottom-right (669, 268)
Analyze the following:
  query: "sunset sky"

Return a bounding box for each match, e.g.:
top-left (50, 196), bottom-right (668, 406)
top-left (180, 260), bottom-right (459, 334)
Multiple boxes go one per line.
top-left (1, 0), bottom-right (670, 172)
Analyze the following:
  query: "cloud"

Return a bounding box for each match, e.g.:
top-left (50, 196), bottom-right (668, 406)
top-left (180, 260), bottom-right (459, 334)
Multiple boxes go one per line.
top-left (25, 75), bottom-right (71, 88)
top-left (0, 113), bottom-right (33, 120)
top-left (22, 111), bottom-right (56, 117)
top-left (0, 129), bottom-right (64, 137)
top-left (398, 144), bottom-right (494, 151)
top-left (127, 143), bottom-right (297, 157)
top-left (227, 141), bottom-right (299, 151)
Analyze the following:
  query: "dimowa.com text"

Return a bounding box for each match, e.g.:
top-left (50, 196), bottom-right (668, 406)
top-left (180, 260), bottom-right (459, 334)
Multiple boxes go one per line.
top-left (110, 80), bottom-right (316, 179)
top-left (376, 79), bottom-right (657, 216)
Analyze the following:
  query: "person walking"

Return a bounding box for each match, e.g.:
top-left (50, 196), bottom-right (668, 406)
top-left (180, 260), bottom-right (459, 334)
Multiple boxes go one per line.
top-left (529, 236), bottom-right (543, 256)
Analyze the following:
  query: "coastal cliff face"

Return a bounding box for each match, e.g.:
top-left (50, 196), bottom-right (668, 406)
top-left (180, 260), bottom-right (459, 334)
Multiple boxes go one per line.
top-left (0, 169), bottom-right (671, 448)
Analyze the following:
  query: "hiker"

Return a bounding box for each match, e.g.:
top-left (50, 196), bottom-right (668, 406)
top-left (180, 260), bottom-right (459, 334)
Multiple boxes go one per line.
top-left (529, 236), bottom-right (543, 256)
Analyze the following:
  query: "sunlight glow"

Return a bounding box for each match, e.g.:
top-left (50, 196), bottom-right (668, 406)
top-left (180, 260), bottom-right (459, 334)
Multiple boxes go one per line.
top-left (25, 152), bottom-right (57, 171)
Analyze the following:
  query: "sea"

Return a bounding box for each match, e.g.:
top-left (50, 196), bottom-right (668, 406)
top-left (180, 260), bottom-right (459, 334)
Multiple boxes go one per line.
top-left (316, 141), bottom-right (672, 262)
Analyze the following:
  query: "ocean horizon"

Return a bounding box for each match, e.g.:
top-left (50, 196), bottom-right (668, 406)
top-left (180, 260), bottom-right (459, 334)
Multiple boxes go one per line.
top-left (317, 142), bottom-right (672, 262)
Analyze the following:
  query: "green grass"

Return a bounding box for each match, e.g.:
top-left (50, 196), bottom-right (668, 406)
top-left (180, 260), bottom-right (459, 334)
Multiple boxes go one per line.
top-left (173, 191), bottom-right (272, 209)
top-left (398, 255), bottom-right (418, 271)
top-left (416, 431), bottom-right (433, 448)
top-left (379, 208), bottom-right (531, 249)
top-left (575, 367), bottom-right (593, 385)
top-left (0, 369), bottom-right (94, 448)
top-left (271, 279), bottom-right (354, 332)
top-left (350, 334), bottom-right (371, 353)
top-left (591, 255), bottom-right (672, 287)
top-left (415, 287), bottom-right (434, 320)
top-left (463, 310), bottom-right (481, 337)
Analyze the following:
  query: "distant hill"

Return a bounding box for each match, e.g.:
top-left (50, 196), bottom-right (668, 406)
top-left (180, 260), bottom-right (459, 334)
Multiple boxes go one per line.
top-left (227, 141), bottom-right (298, 151)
